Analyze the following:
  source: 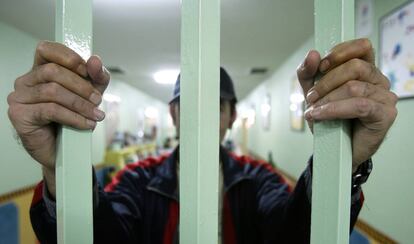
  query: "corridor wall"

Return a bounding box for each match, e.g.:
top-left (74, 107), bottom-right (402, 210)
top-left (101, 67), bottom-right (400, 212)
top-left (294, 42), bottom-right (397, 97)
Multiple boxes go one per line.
top-left (0, 22), bottom-right (42, 195)
top-left (236, 1), bottom-right (414, 242)
top-left (0, 21), bottom-right (170, 195)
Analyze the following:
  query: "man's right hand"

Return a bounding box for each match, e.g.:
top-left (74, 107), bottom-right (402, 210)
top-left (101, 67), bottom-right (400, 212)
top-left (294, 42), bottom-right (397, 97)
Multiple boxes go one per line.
top-left (7, 41), bottom-right (110, 197)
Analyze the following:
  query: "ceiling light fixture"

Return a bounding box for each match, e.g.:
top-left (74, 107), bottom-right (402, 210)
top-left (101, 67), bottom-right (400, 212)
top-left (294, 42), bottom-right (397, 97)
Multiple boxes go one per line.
top-left (153, 69), bottom-right (180, 85)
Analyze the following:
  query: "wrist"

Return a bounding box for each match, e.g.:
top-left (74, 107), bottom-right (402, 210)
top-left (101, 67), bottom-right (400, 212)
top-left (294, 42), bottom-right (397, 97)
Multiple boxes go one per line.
top-left (42, 166), bottom-right (56, 199)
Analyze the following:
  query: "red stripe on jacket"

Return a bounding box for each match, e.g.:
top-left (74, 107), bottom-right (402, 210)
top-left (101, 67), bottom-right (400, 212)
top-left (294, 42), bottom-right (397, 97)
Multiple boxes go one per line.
top-left (163, 201), bottom-right (179, 244)
top-left (229, 153), bottom-right (293, 192)
top-left (104, 154), bottom-right (169, 192)
top-left (223, 195), bottom-right (236, 244)
top-left (31, 181), bottom-right (44, 207)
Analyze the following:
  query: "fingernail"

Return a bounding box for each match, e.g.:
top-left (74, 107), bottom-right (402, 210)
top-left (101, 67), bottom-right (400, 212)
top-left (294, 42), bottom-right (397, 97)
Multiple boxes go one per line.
top-left (77, 64), bottom-right (88, 77)
top-left (319, 59), bottom-right (330, 73)
top-left (310, 106), bottom-right (322, 118)
top-left (94, 108), bottom-right (105, 121)
top-left (86, 119), bottom-right (96, 129)
top-left (306, 90), bottom-right (319, 104)
top-left (89, 92), bottom-right (102, 105)
top-left (304, 106), bottom-right (314, 120)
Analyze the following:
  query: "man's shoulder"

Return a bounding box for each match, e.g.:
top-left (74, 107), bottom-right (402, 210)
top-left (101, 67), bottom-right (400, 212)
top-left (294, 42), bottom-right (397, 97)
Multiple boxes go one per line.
top-left (104, 153), bottom-right (172, 192)
top-left (225, 151), bottom-right (290, 187)
top-left (228, 152), bottom-right (275, 173)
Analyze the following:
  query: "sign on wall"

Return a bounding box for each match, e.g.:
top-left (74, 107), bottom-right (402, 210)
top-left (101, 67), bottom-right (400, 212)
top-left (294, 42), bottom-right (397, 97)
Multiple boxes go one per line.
top-left (380, 0), bottom-right (414, 99)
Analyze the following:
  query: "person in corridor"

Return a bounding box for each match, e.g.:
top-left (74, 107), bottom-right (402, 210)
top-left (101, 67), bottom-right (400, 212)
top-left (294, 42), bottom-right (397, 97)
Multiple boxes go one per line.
top-left (7, 38), bottom-right (397, 243)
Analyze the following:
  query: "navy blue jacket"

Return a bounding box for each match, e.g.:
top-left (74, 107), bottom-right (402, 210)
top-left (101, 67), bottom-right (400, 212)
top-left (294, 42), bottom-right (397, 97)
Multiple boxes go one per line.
top-left (30, 147), bottom-right (363, 243)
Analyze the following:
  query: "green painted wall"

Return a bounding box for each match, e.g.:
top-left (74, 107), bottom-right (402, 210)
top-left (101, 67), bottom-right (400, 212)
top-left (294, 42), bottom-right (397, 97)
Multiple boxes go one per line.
top-left (235, 37), bottom-right (314, 178)
top-left (236, 1), bottom-right (414, 242)
top-left (0, 22), bottom-right (170, 195)
top-left (357, 1), bottom-right (414, 243)
top-left (0, 22), bottom-right (43, 195)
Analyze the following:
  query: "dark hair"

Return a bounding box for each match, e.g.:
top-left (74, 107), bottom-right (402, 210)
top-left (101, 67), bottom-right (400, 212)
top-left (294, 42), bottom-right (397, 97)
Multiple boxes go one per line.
top-left (220, 98), bottom-right (237, 116)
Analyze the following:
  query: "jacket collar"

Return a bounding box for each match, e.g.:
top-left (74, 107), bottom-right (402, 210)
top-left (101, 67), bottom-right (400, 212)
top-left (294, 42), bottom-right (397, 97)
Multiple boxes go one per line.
top-left (146, 146), bottom-right (253, 201)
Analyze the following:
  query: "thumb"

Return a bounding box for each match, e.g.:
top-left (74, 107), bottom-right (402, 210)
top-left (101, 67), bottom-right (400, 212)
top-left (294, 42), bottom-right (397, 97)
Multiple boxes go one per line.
top-left (296, 50), bottom-right (321, 98)
top-left (86, 55), bottom-right (110, 94)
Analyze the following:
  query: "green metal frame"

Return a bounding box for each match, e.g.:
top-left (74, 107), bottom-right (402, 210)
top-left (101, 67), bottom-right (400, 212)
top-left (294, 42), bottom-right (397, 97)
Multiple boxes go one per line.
top-left (311, 0), bottom-right (355, 243)
top-left (55, 0), bottom-right (93, 243)
top-left (51, 0), bottom-right (357, 243)
top-left (179, 0), bottom-right (221, 243)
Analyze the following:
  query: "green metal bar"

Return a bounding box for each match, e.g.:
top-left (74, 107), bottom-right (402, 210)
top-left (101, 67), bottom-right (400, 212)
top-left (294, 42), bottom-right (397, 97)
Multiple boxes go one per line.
top-left (55, 0), bottom-right (93, 243)
top-left (311, 0), bottom-right (355, 244)
top-left (179, 0), bottom-right (220, 243)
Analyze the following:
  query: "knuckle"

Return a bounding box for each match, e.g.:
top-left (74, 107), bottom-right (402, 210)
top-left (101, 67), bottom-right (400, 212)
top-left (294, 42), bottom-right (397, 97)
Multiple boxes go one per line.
top-left (82, 83), bottom-right (95, 97)
top-left (366, 62), bottom-right (377, 80)
top-left (349, 58), bottom-right (375, 79)
top-left (316, 96), bottom-right (329, 107)
top-left (383, 75), bottom-right (392, 90)
top-left (7, 105), bottom-right (19, 121)
top-left (348, 58), bottom-right (364, 71)
top-left (358, 38), bottom-right (373, 52)
top-left (44, 103), bottom-right (58, 120)
top-left (71, 97), bottom-right (88, 113)
top-left (36, 40), bottom-right (49, 53)
top-left (330, 51), bottom-right (345, 64)
top-left (41, 63), bottom-right (60, 79)
top-left (41, 83), bottom-right (59, 98)
top-left (355, 98), bottom-right (371, 117)
top-left (389, 91), bottom-right (399, 105)
top-left (346, 81), bottom-right (362, 97)
top-left (318, 81), bottom-right (330, 95)
top-left (66, 53), bottom-right (82, 68)
top-left (324, 103), bottom-right (336, 116)
top-left (14, 75), bottom-right (25, 90)
top-left (7, 92), bottom-right (16, 105)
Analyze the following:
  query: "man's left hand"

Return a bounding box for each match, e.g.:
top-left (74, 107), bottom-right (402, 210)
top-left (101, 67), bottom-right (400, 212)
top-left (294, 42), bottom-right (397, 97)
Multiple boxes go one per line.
top-left (296, 38), bottom-right (398, 172)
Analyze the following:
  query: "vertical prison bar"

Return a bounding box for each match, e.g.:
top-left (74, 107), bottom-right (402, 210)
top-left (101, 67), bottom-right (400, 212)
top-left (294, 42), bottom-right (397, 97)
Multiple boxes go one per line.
top-left (179, 0), bottom-right (221, 243)
top-left (55, 0), bottom-right (94, 243)
top-left (311, 0), bottom-right (355, 243)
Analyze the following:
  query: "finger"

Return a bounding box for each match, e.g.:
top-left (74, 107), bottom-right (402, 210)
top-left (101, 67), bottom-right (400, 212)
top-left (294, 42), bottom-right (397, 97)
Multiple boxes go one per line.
top-left (17, 63), bottom-right (102, 105)
top-left (32, 103), bottom-right (97, 129)
top-left (305, 97), bottom-right (384, 123)
top-left (34, 41), bottom-right (88, 77)
top-left (8, 83), bottom-right (105, 122)
top-left (319, 38), bottom-right (375, 73)
top-left (313, 80), bottom-right (398, 108)
top-left (297, 50), bottom-right (321, 96)
top-left (307, 58), bottom-right (390, 103)
top-left (86, 55), bottom-right (110, 94)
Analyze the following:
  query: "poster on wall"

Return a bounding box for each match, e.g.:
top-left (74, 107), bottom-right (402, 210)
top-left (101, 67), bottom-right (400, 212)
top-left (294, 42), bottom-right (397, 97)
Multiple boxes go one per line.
top-left (356, 0), bottom-right (374, 38)
top-left (380, 0), bottom-right (414, 99)
top-left (261, 93), bottom-right (271, 131)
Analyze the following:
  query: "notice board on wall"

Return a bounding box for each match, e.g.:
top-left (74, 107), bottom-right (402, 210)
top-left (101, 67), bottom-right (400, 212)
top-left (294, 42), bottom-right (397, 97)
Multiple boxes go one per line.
top-left (380, 0), bottom-right (414, 99)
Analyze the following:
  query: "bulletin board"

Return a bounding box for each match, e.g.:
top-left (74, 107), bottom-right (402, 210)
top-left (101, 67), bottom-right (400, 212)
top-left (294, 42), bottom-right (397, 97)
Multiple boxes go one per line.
top-left (380, 0), bottom-right (414, 99)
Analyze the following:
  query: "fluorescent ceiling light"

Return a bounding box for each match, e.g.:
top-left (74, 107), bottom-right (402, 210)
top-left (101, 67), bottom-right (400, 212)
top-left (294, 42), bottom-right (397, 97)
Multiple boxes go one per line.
top-left (153, 69), bottom-right (180, 85)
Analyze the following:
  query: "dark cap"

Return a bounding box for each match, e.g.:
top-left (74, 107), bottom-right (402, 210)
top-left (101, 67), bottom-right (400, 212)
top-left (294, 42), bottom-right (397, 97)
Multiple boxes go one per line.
top-left (169, 67), bottom-right (238, 104)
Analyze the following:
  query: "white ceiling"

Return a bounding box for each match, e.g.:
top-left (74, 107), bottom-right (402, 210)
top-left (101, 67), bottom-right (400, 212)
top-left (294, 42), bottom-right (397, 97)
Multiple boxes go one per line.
top-left (0, 0), bottom-right (314, 104)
